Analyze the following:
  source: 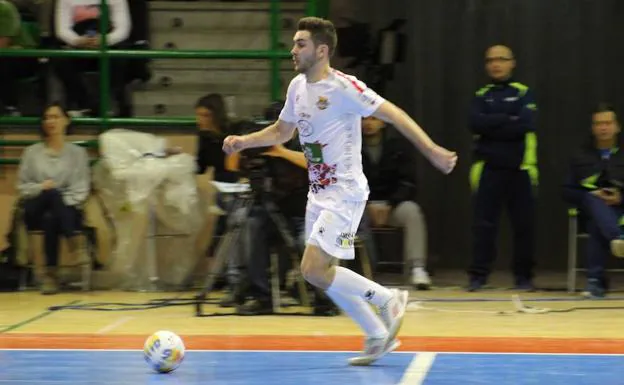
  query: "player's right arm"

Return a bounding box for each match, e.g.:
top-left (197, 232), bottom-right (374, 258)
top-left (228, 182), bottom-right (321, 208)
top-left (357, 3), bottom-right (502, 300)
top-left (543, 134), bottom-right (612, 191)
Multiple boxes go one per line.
top-left (222, 120), bottom-right (296, 154)
top-left (223, 77), bottom-right (299, 155)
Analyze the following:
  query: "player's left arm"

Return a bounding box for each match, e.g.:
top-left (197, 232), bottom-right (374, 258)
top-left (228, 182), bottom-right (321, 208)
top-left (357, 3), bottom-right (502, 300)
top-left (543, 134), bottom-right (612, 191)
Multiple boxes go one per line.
top-left (340, 73), bottom-right (456, 173)
top-left (371, 101), bottom-right (438, 157)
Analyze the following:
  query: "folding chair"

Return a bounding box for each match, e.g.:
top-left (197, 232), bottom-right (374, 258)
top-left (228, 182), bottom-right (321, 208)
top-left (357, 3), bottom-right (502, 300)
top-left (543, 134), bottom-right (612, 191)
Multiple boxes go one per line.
top-left (21, 228), bottom-right (92, 292)
top-left (16, 200), bottom-right (93, 292)
top-left (567, 208), bottom-right (624, 293)
top-left (371, 227), bottom-right (408, 283)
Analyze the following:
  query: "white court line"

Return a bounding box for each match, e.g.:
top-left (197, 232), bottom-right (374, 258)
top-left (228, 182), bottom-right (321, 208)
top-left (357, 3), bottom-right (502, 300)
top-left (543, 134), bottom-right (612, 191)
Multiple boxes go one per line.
top-left (1, 349), bottom-right (624, 357)
top-left (398, 352), bottom-right (436, 385)
top-left (96, 317), bottom-right (134, 334)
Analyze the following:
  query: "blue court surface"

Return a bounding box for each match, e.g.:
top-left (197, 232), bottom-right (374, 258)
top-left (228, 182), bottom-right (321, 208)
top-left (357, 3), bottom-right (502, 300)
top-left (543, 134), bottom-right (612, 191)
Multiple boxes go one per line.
top-left (1, 349), bottom-right (624, 384)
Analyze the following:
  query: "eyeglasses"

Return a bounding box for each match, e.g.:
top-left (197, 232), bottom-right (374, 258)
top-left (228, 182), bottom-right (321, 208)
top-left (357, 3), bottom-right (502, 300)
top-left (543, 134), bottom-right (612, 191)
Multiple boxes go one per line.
top-left (485, 57), bottom-right (514, 64)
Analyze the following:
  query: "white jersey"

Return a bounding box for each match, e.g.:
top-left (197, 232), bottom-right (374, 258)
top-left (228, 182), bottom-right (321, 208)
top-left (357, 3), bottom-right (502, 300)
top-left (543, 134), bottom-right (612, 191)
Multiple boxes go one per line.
top-left (279, 69), bottom-right (386, 202)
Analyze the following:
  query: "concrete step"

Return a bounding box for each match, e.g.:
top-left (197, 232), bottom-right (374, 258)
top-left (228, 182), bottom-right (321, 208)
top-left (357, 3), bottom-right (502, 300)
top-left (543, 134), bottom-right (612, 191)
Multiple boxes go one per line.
top-left (143, 65), bottom-right (294, 93)
top-left (150, 29), bottom-right (293, 51)
top-left (132, 88), bottom-right (272, 118)
top-left (147, 58), bottom-right (295, 72)
top-left (149, 1), bottom-right (305, 32)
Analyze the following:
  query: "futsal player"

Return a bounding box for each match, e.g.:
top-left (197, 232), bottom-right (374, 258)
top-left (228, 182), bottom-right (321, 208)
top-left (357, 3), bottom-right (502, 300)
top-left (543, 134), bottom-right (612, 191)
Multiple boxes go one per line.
top-left (223, 17), bottom-right (457, 365)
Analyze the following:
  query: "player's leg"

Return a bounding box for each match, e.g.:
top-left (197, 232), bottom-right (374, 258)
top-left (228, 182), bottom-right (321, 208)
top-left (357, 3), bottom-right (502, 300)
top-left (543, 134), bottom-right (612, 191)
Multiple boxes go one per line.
top-left (302, 243), bottom-right (403, 365)
top-left (302, 203), bottom-right (387, 337)
top-left (302, 201), bottom-right (408, 365)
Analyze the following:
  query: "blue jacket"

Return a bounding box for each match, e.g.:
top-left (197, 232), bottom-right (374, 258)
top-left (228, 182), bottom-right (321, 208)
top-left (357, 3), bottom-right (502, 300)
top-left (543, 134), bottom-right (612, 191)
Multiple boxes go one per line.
top-left (469, 79), bottom-right (538, 170)
top-left (562, 137), bottom-right (624, 208)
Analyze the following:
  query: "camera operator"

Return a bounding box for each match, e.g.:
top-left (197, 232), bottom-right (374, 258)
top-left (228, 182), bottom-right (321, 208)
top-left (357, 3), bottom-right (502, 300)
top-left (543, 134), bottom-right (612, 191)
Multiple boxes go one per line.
top-left (213, 113), bottom-right (306, 313)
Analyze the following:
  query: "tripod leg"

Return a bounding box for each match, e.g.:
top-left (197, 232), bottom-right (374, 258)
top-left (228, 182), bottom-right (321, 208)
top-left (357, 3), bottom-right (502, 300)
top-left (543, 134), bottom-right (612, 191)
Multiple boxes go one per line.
top-left (198, 228), bottom-right (240, 298)
top-left (197, 196), bottom-right (252, 299)
top-left (270, 251), bottom-right (281, 313)
top-left (263, 201), bottom-right (311, 309)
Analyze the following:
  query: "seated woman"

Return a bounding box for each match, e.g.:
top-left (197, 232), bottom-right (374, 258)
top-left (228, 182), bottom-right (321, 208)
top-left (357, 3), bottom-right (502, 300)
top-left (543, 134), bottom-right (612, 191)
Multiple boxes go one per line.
top-left (562, 103), bottom-right (624, 298)
top-left (195, 93), bottom-right (238, 182)
top-left (193, 93), bottom-right (241, 288)
top-left (17, 102), bottom-right (91, 294)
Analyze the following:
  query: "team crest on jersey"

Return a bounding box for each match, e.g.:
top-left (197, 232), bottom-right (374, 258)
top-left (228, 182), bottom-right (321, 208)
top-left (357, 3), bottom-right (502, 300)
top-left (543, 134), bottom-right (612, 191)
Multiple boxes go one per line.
top-left (316, 96), bottom-right (330, 110)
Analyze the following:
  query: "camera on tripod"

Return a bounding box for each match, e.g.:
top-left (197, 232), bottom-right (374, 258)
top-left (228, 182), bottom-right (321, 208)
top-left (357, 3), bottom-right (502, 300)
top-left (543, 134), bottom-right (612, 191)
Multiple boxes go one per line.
top-left (233, 120), bottom-right (276, 196)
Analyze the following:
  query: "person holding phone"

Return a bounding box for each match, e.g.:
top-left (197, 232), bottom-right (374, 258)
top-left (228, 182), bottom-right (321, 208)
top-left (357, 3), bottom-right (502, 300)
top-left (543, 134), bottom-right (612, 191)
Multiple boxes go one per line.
top-left (563, 103), bottom-right (624, 298)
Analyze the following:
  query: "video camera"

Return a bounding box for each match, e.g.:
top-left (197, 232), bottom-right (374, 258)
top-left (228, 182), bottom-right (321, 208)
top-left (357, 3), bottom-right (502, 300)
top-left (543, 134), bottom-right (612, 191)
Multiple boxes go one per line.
top-left (231, 119), bottom-right (275, 196)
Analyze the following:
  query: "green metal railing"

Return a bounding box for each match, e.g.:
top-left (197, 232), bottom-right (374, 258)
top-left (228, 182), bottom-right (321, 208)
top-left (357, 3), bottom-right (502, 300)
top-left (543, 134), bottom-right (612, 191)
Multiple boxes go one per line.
top-left (0, 0), bottom-right (328, 164)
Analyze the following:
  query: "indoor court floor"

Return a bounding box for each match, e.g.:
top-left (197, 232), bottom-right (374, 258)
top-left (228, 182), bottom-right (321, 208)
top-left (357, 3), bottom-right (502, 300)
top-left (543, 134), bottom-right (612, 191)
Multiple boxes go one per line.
top-left (2, 284), bottom-right (624, 384)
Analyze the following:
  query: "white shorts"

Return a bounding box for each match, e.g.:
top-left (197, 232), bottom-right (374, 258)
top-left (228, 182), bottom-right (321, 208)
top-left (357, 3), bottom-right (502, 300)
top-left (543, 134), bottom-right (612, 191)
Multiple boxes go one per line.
top-left (305, 196), bottom-right (366, 260)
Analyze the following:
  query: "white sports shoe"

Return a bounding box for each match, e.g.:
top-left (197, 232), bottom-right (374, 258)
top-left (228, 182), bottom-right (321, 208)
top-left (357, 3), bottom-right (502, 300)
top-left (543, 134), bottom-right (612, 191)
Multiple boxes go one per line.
top-left (412, 267), bottom-right (432, 290)
top-left (380, 289), bottom-right (409, 341)
top-left (348, 289), bottom-right (409, 366)
top-left (348, 336), bottom-right (401, 366)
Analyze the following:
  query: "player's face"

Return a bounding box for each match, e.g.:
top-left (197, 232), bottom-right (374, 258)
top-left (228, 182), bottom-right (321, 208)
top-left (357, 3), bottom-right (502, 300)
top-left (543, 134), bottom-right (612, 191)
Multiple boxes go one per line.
top-left (291, 31), bottom-right (320, 74)
top-left (592, 111), bottom-right (619, 143)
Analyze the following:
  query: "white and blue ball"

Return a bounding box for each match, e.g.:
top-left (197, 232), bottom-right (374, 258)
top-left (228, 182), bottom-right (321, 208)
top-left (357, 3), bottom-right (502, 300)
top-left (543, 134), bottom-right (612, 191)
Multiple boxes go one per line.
top-left (143, 330), bottom-right (185, 373)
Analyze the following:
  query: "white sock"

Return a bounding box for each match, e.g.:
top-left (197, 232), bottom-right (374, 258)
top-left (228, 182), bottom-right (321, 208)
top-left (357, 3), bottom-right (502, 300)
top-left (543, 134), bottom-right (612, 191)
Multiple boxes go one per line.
top-left (325, 289), bottom-right (388, 339)
top-left (327, 266), bottom-right (393, 307)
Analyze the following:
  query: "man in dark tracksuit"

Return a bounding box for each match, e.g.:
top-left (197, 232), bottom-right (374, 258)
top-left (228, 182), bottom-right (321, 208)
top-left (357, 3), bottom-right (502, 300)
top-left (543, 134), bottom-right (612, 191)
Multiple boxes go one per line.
top-left (562, 104), bottom-right (624, 298)
top-left (468, 45), bottom-right (538, 291)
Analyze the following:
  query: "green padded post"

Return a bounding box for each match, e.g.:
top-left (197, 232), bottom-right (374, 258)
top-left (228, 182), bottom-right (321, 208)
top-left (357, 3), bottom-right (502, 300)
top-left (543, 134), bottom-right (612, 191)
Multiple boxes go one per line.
top-left (306, 0), bottom-right (317, 16)
top-left (0, 140), bottom-right (98, 147)
top-left (0, 117), bottom-right (197, 126)
top-left (99, 0), bottom-right (111, 131)
top-left (0, 49), bottom-right (292, 59)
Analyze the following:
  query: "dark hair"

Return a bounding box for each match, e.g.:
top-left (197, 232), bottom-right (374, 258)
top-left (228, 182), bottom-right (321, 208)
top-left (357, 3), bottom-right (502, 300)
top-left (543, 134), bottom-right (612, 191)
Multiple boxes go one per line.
top-left (586, 102), bottom-right (620, 148)
top-left (39, 102), bottom-right (72, 137)
top-left (297, 17), bottom-right (338, 57)
top-left (194, 93), bottom-right (229, 132)
top-left (593, 102), bottom-right (617, 117)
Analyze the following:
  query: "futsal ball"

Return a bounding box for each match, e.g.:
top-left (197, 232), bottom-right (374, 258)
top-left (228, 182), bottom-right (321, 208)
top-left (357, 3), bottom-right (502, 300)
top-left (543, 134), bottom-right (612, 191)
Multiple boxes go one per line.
top-left (143, 330), bottom-right (185, 373)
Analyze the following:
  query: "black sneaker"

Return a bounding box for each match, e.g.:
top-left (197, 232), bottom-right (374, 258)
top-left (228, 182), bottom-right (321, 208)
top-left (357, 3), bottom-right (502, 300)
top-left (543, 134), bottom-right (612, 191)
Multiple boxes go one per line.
top-left (582, 278), bottom-right (606, 299)
top-left (514, 277), bottom-right (536, 292)
top-left (236, 298), bottom-right (273, 316)
top-left (466, 276), bottom-right (485, 292)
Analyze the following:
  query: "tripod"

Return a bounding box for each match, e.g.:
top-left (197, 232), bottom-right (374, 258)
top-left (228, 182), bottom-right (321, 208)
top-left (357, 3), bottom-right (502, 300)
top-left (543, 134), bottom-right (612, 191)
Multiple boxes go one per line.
top-left (195, 185), bottom-right (311, 316)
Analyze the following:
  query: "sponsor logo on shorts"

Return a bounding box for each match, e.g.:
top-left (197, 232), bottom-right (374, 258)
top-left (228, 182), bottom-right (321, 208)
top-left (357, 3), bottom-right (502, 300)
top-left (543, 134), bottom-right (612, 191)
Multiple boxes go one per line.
top-left (336, 232), bottom-right (355, 248)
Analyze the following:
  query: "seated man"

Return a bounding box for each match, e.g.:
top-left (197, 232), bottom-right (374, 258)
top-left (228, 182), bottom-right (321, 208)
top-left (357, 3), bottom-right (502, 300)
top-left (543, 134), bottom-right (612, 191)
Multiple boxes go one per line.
top-left (361, 116), bottom-right (431, 289)
top-left (53, 0), bottom-right (132, 117)
top-left (17, 102), bottom-right (90, 294)
top-left (0, 0), bottom-right (38, 116)
top-left (562, 103), bottom-right (624, 298)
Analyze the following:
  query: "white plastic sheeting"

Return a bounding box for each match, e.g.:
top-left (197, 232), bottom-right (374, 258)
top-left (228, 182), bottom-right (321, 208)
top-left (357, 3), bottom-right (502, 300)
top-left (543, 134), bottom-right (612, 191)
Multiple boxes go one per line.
top-left (92, 129), bottom-right (206, 291)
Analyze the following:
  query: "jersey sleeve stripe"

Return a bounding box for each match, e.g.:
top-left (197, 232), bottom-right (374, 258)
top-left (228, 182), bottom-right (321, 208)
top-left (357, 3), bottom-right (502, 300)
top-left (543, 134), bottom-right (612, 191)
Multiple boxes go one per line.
top-left (332, 69), bottom-right (365, 93)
